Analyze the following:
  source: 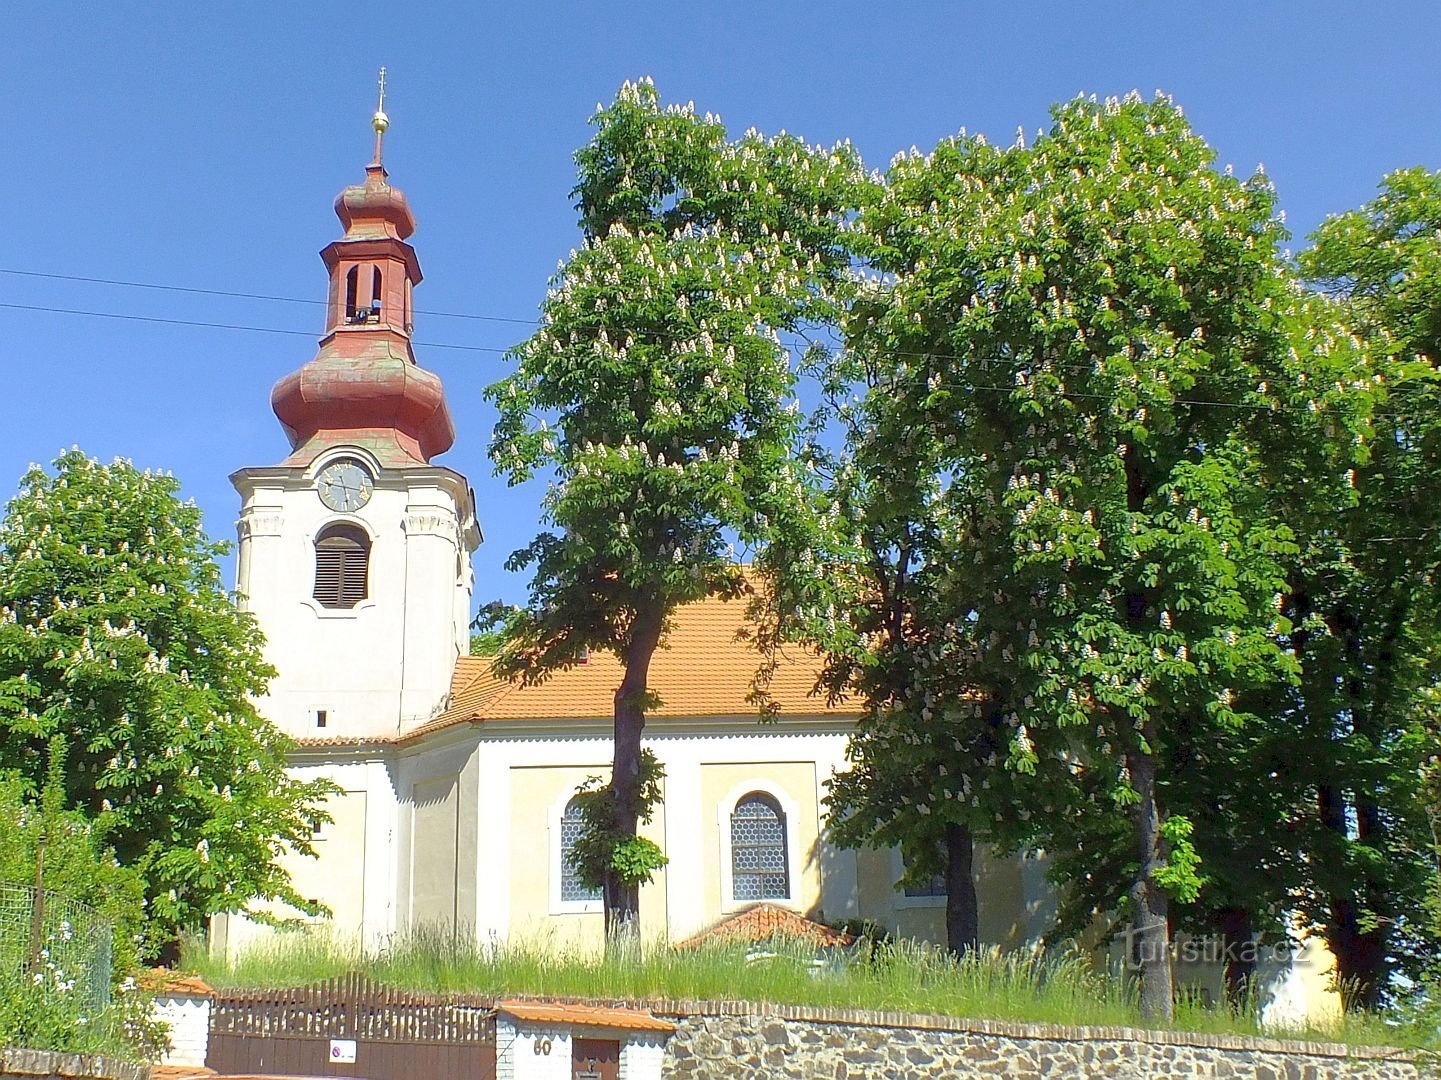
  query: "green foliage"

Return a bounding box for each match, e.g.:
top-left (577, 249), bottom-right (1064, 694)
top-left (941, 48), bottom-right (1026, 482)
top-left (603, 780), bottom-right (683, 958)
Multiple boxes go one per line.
top-left (1151, 815), bottom-right (1204, 904)
top-left (1290, 167), bottom-right (1441, 1003)
top-left (486, 77), bottom-right (870, 677)
top-left (802, 92), bottom-right (1384, 1017)
top-left (567, 749), bottom-right (669, 891)
top-left (0, 769), bottom-right (166, 1060)
top-left (469, 601), bottom-right (524, 656)
top-left (0, 450), bottom-right (338, 951)
top-left (0, 764), bottom-right (145, 974)
top-left (486, 79), bottom-right (869, 913)
top-left (0, 964), bottom-right (166, 1061)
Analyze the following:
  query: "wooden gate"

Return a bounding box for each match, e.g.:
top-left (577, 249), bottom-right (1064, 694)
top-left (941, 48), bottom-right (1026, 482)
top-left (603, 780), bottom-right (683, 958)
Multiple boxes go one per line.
top-left (207, 972), bottom-right (496, 1079)
top-left (571, 1037), bottom-right (619, 1080)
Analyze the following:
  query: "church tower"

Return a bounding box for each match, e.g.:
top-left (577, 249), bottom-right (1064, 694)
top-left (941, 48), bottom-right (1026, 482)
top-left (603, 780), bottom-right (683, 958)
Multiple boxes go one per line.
top-left (231, 79), bottom-right (481, 741)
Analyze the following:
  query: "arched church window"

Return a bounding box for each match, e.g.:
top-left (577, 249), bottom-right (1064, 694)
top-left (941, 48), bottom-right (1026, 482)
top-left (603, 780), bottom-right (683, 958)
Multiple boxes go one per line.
top-left (371, 266), bottom-right (383, 320)
top-left (731, 792), bottom-right (788, 901)
top-left (313, 523), bottom-right (370, 609)
top-left (345, 266), bottom-right (359, 320)
top-left (559, 797), bottom-right (601, 903)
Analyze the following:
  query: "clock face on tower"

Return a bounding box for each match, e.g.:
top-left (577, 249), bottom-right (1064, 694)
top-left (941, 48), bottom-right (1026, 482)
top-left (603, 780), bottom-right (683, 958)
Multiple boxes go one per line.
top-left (316, 459), bottom-right (374, 512)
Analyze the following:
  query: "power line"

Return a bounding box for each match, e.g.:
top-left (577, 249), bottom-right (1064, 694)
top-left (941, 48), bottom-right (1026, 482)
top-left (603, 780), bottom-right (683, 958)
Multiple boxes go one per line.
top-left (0, 302), bottom-right (510, 354)
top-left (2, 267), bottom-right (1428, 422)
top-left (2, 299), bottom-right (1423, 420)
top-left (0, 268), bottom-right (541, 326)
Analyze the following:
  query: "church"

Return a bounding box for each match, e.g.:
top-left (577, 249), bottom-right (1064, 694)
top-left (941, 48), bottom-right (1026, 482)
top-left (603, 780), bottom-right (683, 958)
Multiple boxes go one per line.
top-left (210, 105), bottom-right (1048, 960)
top-left (208, 105), bottom-right (1340, 1031)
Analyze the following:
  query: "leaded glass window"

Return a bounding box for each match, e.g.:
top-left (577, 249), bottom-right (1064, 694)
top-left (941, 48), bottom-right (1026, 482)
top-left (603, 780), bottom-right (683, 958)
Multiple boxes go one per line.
top-left (559, 797), bottom-right (601, 904)
top-left (731, 792), bottom-right (788, 901)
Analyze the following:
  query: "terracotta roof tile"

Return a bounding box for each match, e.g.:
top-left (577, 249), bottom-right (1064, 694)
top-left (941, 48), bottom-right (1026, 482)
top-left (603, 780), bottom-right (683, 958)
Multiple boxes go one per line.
top-left (497, 999), bottom-right (676, 1033)
top-left (295, 584), bottom-right (858, 749)
top-left (139, 969), bottom-right (216, 997)
top-left (148, 1067), bottom-right (216, 1079)
top-left (445, 587), bottom-right (855, 724)
top-left (676, 903), bottom-right (856, 950)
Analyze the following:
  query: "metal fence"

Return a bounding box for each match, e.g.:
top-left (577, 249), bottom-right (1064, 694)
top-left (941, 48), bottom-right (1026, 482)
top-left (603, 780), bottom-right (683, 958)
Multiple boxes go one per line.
top-left (0, 880), bottom-right (113, 1013)
top-left (207, 972), bottom-right (497, 1078)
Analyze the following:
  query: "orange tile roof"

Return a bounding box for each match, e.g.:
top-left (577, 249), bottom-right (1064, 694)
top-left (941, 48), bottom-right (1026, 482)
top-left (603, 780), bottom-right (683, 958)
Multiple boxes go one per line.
top-left (676, 903), bottom-right (856, 950)
top-left (294, 585), bottom-right (858, 749)
top-left (148, 1068), bottom-right (216, 1080)
top-left (140, 969), bottom-right (215, 997)
top-left (497, 999), bottom-right (676, 1033)
top-left (441, 588), bottom-right (854, 723)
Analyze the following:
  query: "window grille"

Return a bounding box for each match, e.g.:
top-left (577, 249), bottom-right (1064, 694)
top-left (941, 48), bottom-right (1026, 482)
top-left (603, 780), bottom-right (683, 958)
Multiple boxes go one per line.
top-left (559, 798), bottom-right (601, 904)
top-left (314, 524), bottom-right (369, 609)
top-left (731, 792), bottom-right (788, 901)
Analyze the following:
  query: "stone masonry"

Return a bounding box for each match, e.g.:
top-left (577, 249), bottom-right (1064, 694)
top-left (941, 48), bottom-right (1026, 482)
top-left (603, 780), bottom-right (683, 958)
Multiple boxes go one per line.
top-left (0, 1048), bottom-right (145, 1080)
top-left (653, 1002), bottom-right (1424, 1079)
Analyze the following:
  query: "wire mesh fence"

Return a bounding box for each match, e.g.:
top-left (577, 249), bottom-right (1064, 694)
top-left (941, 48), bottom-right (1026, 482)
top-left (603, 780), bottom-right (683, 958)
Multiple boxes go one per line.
top-left (0, 880), bottom-right (113, 1013)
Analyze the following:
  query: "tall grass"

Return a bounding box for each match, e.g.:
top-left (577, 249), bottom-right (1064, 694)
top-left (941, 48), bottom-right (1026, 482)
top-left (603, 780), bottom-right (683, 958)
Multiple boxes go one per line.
top-left (183, 929), bottom-right (1424, 1049)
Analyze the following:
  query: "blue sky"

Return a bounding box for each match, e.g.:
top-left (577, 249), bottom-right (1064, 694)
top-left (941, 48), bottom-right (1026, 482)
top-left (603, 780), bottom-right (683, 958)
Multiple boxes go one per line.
top-left (4, 3), bottom-right (1439, 607)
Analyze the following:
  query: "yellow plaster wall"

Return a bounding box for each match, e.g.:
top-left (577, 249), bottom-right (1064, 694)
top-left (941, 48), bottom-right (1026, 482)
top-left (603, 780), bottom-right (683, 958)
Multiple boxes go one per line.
top-left (244, 789), bottom-right (369, 942)
top-left (854, 845), bottom-right (1030, 948)
top-left (411, 774), bottom-right (460, 929)
top-left (699, 761), bottom-right (821, 927)
top-left (508, 764), bottom-right (668, 948)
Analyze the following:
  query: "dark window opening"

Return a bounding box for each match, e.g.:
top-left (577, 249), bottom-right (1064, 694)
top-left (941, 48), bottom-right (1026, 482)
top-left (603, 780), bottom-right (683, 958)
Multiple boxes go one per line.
top-left (371, 266), bottom-right (383, 320)
top-left (901, 849), bottom-right (946, 898)
top-left (344, 266), bottom-right (359, 320)
top-left (316, 710), bottom-right (328, 729)
top-left (314, 524), bottom-right (370, 609)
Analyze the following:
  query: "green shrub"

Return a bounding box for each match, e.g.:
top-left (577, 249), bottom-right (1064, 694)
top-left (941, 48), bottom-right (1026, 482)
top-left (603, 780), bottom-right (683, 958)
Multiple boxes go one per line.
top-left (0, 765), bottom-right (161, 1060)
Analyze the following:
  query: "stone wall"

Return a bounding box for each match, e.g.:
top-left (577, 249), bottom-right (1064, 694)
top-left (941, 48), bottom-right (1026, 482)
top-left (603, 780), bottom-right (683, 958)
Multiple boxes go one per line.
top-left (652, 1001), bottom-right (1422, 1079)
top-left (0, 1048), bottom-right (145, 1080)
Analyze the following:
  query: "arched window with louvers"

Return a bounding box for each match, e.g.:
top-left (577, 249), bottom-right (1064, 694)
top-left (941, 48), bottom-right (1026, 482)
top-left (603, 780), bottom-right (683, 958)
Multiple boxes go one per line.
top-left (313, 523), bottom-right (370, 609)
top-left (730, 792), bottom-right (789, 902)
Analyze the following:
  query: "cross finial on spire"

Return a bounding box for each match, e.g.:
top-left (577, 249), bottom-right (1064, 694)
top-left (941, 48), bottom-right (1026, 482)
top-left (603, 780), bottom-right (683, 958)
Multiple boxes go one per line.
top-left (371, 67), bottom-right (390, 167)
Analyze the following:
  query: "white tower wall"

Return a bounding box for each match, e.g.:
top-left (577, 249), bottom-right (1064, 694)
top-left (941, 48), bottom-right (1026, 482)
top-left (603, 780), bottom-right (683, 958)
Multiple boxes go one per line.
top-left (233, 454), bottom-right (480, 742)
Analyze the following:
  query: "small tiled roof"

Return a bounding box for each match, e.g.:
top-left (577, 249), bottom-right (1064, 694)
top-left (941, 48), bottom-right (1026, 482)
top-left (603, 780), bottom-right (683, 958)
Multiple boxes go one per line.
top-left (294, 584), bottom-right (858, 749)
top-left (676, 903), bottom-right (856, 950)
top-left (139, 969), bottom-right (215, 997)
top-left (498, 999), bottom-right (676, 1033)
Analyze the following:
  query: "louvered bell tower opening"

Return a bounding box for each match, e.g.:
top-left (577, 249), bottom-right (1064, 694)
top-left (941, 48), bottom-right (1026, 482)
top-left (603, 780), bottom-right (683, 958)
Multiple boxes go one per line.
top-left (314, 523), bottom-right (371, 609)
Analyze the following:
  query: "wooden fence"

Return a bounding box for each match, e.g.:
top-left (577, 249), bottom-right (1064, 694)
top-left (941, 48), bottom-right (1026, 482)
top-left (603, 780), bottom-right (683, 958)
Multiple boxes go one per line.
top-left (207, 972), bottom-right (496, 1079)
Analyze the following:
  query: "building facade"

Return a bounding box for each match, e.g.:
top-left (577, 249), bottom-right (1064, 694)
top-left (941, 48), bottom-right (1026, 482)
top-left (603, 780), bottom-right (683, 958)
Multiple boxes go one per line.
top-left (211, 113), bottom-right (1339, 1030)
top-left (212, 117), bottom-right (1048, 960)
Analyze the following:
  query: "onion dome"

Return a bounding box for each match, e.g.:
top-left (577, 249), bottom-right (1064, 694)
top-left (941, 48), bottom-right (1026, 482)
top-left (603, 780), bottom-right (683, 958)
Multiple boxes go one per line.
top-left (270, 76), bottom-right (455, 468)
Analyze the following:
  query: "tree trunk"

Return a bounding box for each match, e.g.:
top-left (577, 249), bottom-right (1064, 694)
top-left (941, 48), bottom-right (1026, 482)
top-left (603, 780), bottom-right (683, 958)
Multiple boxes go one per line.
top-left (1215, 906), bottom-right (1256, 1011)
top-left (944, 822), bottom-right (979, 957)
top-left (1128, 740), bottom-right (1174, 1022)
top-left (1318, 782), bottom-right (1387, 1010)
top-left (605, 601), bottom-right (664, 936)
top-left (1119, 446), bottom-right (1172, 1019)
